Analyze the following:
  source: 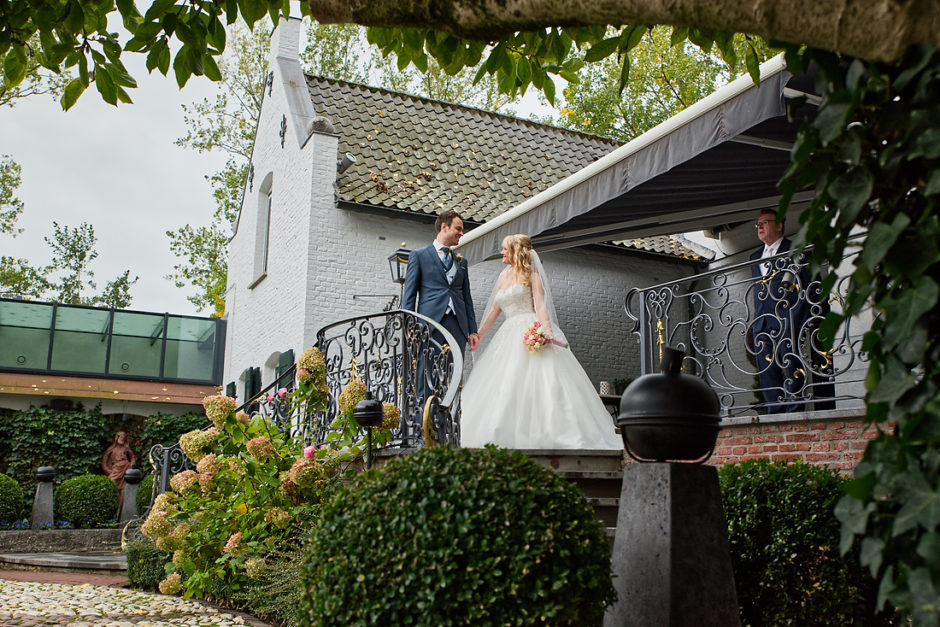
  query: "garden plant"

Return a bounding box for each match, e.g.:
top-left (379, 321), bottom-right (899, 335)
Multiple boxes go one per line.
top-left (719, 459), bottom-right (892, 625)
top-left (298, 444), bottom-right (616, 626)
top-left (54, 473), bottom-right (119, 529)
top-left (137, 346), bottom-right (398, 609)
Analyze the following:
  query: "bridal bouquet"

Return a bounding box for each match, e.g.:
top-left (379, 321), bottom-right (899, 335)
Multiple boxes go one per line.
top-left (523, 321), bottom-right (549, 352)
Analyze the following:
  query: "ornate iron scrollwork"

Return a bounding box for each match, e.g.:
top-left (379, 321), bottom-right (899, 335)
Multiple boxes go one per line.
top-left (625, 242), bottom-right (867, 416)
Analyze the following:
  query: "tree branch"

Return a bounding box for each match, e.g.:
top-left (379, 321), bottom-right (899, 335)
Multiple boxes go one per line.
top-left (307, 0), bottom-right (940, 62)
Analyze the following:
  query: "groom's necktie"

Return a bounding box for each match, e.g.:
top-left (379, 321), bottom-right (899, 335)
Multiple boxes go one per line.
top-left (441, 246), bottom-right (454, 271)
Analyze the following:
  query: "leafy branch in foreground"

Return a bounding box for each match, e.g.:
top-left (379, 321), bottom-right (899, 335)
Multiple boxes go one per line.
top-left (779, 43), bottom-right (940, 624)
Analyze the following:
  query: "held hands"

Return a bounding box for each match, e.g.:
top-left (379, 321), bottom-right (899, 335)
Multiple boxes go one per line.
top-left (468, 333), bottom-right (481, 352)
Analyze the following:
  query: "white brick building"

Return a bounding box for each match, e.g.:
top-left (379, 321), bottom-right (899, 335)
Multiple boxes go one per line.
top-left (223, 18), bottom-right (711, 401)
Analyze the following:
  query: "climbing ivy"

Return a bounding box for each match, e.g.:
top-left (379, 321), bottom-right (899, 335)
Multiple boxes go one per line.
top-left (779, 44), bottom-right (940, 624)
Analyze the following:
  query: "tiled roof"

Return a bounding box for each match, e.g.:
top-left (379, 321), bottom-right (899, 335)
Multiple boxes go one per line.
top-left (615, 234), bottom-right (715, 261)
top-left (306, 75), bottom-right (712, 261)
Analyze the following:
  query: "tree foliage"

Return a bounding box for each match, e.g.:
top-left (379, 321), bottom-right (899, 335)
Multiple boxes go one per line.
top-left (169, 19), bottom-right (517, 314)
top-left (0, 154), bottom-right (23, 236)
top-left (560, 27), bottom-right (775, 141)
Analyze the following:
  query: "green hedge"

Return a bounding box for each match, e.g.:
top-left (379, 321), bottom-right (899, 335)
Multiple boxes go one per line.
top-left (126, 538), bottom-right (172, 590)
top-left (0, 405), bottom-right (110, 489)
top-left (140, 412), bottom-right (211, 459)
top-left (719, 459), bottom-right (892, 625)
top-left (0, 473), bottom-right (24, 524)
top-left (299, 445), bottom-right (615, 626)
top-left (136, 474), bottom-right (155, 516)
top-left (54, 474), bottom-right (118, 528)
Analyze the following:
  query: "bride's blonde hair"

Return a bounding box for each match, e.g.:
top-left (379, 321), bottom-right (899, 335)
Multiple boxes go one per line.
top-left (502, 234), bottom-right (533, 286)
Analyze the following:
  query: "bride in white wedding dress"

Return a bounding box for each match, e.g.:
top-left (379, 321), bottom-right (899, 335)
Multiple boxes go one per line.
top-left (460, 234), bottom-right (623, 450)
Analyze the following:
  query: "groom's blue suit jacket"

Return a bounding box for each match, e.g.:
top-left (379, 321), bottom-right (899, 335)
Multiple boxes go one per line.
top-left (402, 244), bottom-right (478, 346)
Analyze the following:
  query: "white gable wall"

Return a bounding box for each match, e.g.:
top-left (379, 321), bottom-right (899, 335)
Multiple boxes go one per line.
top-left (223, 18), bottom-right (699, 398)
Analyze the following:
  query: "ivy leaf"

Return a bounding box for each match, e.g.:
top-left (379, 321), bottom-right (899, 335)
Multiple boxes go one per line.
top-left (880, 276), bottom-right (938, 350)
top-left (869, 354), bottom-right (915, 403)
top-left (813, 102), bottom-right (851, 146)
top-left (830, 167), bottom-right (873, 228)
top-left (925, 170), bottom-right (940, 197)
top-left (860, 537), bottom-right (884, 577)
top-left (910, 128), bottom-right (940, 160)
top-left (893, 468), bottom-right (940, 537)
top-left (835, 494), bottom-right (874, 554)
top-left (860, 213), bottom-right (910, 273)
top-left (916, 531), bottom-right (940, 566)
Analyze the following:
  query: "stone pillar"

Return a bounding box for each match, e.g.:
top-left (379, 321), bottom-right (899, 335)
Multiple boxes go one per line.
top-left (31, 466), bottom-right (55, 530)
top-left (604, 462), bottom-right (740, 627)
top-left (119, 468), bottom-right (143, 522)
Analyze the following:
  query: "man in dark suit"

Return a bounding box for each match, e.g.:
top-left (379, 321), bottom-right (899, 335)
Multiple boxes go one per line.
top-left (403, 209), bottom-right (480, 354)
top-left (749, 209), bottom-right (811, 413)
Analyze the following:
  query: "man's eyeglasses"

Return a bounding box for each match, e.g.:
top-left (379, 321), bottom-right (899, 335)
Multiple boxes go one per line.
top-left (755, 219), bottom-right (776, 228)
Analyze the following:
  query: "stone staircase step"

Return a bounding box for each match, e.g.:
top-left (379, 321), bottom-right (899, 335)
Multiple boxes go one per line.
top-left (584, 498), bottom-right (620, 527)
top-left (0, 551), bottom-right (127, 575)
top-left (523, 449), bottom-right (625, 472)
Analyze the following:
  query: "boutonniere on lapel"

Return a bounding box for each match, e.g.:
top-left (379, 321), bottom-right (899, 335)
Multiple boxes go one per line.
top-left (455, 253), bottom-right (464, 265)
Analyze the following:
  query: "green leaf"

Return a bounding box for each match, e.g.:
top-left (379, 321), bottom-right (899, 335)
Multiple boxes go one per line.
top-left (617, 53), bottom-right (631, 93)
top-left (813, 102), bottom-right (851, 146)
top-left (860, 213), bottom-right (910, 272)
top-left (880, 276), bottom-right (939, 350)
top-left (583, 37), bottom-right (619, 63)
top-left (893, 468), bottom-right (940, 536)
top-left (95, 64), bottom-right (117, 105)
top-left (910, 128), bottom-right (940, 160)
top-left (869, 354), bottom-right (916, 403)
top-left (203, 54), bottom-right (221, 81)
top-left (830, 167), bottom-right (873, 227)
top-left (542, 74), bottom-right (555, 105)
top-left (925, 170), bottom-right (940, 196)
top-left (3, 47), bottom-right (27, 88)
top-left (860, 537), bottom-right (884, 577)
top-left (835, 494), bottom-right (874, 554)
top-left (515, 55), bottom-right (531, 85)
top-left (173, 47), bottom-right (191, 87)
top-left (745, 42), bottom-right (761, 84)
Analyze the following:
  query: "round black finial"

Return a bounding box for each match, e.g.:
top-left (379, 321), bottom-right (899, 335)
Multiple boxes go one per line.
top-left (353, 391), bottom-right (385, 428)
top-left (124, 468), bottom-right (143, 484)
top-left (36, 466), bottom-right (56, 482)
top-left (617, 347), bottom-right (721, 463)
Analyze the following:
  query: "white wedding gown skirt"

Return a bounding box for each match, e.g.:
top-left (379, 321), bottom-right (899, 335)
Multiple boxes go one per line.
top-left (461, 284), bottom-right (623, 450)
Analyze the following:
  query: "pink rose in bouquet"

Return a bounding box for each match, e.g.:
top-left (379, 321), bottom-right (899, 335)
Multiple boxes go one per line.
top-left (523, 320), bottom-right (550, 352)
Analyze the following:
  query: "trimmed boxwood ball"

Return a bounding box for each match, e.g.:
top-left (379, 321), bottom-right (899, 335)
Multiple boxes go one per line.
top-left (299, 445), bottom-right (615, 626)
top-left (0, 473), bottom-right (24, 524)
top-left (54, 473), bottom-right (119, 528)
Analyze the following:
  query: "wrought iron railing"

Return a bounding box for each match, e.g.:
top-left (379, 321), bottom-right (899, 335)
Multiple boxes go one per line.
top-left (124, 310), bottom-right (462, 541)
top-left (624, 243), bottom-right (868, 416)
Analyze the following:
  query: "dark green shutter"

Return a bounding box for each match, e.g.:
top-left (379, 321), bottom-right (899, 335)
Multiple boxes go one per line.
top-left (276, 349), bottom-right (294, 380)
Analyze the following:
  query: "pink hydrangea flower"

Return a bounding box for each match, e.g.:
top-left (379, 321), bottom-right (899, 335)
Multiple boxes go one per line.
top-left (303, 445), bottom-right (316, 459)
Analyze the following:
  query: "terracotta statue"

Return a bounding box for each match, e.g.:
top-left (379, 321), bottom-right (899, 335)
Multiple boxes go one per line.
top-left (102, 431), bottom-right (137, 503)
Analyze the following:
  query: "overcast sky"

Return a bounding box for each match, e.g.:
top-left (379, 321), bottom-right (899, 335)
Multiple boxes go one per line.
top-left (1, 54), bottom-right (228, 317)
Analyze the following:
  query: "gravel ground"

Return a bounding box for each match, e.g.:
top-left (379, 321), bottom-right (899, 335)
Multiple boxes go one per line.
top-left (0, 578), bottom-right (273, 626)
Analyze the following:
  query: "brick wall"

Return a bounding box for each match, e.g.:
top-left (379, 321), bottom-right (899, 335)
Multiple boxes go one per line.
top-left (707, 409), bottom-right (877, 472)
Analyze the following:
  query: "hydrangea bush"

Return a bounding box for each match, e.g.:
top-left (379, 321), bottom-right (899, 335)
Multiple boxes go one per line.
top-left (140, 347), bottom-right (403, 600)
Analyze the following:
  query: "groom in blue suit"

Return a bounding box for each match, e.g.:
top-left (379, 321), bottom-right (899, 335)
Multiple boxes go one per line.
top-left (402, 209), bottom-right (480, 353)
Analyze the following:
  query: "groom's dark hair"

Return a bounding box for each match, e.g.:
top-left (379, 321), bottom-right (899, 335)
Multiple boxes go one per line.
top-left (435, 210), bottom-right (462, 233)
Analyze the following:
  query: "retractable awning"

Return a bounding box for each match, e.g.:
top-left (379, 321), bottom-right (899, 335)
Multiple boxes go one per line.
top-left (456, 54), bottom-right (819, 263)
